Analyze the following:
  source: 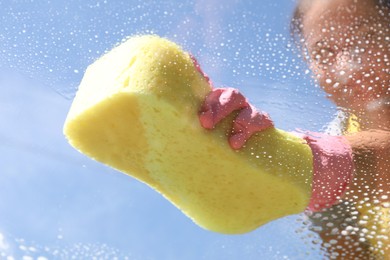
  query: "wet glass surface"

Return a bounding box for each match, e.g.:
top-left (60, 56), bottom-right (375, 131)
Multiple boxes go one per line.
top-left (0, 0), bottom-right (388, 259)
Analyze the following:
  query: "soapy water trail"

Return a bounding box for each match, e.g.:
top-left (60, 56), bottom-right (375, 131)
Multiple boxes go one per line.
top-left (0, 0), bottom-right (311, 100)
top-left (0, 216), bottom-right (328, 260)
top-left (0, 231), bottom-right (136, 260)
top-left (1, 0), bottom-right (332, 129)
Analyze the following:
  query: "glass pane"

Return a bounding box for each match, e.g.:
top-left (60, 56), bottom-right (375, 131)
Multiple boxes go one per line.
top-left (0, 0), bottom-right (388, 259)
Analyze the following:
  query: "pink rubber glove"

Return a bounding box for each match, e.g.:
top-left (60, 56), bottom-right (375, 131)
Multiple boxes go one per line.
top-left (198, 88), bottom-right (274, 149)
top-left (230, 104), bottom-right (274, 149)
top-left (297, 132), bottom-right (355, 212)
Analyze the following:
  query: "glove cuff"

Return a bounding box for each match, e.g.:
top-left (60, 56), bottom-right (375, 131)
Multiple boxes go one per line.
top-left (301, 132), bottom-right (355, 212)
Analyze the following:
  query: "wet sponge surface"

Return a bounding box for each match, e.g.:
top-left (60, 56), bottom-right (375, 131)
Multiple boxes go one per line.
top-left (64, 35), bottom-right (313, 234)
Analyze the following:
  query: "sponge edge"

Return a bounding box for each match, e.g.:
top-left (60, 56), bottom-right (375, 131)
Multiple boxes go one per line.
top-left (64, 35), bottom-right (314, 234)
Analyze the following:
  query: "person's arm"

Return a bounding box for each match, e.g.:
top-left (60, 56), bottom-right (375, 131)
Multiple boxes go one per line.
top-left (346, 129), bottom-right (390, 157)
top-left (345, 129), bottom-right (390, 203)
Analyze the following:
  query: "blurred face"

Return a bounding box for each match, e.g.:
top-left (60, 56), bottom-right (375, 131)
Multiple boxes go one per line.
top-left (301, 0), bottom-right (389, 112)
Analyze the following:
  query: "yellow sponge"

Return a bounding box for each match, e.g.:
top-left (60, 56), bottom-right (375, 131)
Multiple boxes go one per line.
top-left (64, 35), bottom-right (313, 234)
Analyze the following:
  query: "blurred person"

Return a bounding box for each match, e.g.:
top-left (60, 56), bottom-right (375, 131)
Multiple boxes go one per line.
top-left (199, 0), bottom-right (389, 258)
top-left (291, 0), bottom-right (389, 258)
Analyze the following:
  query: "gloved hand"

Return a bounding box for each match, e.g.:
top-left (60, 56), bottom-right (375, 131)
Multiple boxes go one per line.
top-left (198, 87), bottom-right (274, 149)
top-left (198, 87), bottom-right (354, 212)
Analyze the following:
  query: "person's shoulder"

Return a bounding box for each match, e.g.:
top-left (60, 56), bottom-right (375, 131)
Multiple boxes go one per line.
top-left (323, 110), bottom-right (355, 136)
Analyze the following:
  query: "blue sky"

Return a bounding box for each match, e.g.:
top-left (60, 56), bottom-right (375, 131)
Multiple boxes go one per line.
top-left (0, 1), bottom-right (337, 259)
